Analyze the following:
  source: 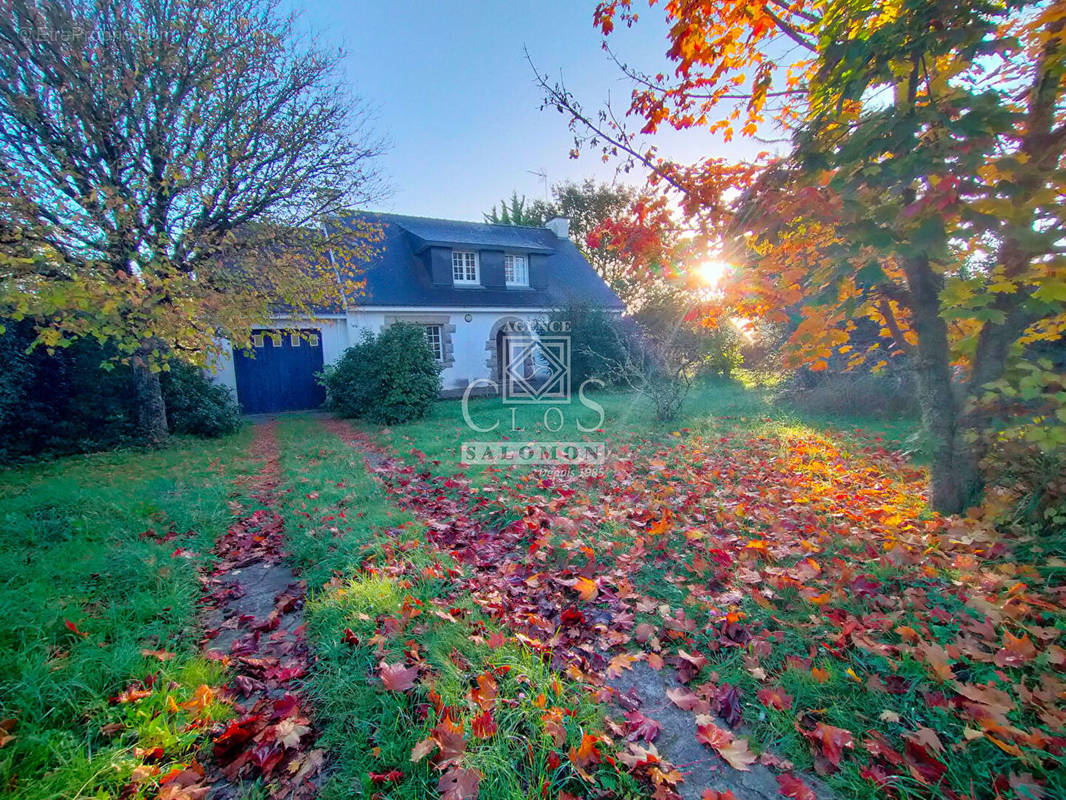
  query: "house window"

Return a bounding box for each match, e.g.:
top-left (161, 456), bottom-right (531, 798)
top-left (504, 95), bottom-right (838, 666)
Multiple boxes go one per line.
top-left (452, 250), bottom-right (479, 284)
top-left (424, 325), bottom-right (443, 361)
top-left (504, 254), bottom-right (528, 286)
top-left (251, 333), bottom-right (264, 348)
top-left (291, 333), bottom-right (301, 347)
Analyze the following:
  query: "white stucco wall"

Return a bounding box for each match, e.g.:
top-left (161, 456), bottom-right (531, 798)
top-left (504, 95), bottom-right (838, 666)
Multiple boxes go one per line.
top-left (208, 308), bottom-right (550, 398)
top-left (348, 308), bottom-right (548, 394)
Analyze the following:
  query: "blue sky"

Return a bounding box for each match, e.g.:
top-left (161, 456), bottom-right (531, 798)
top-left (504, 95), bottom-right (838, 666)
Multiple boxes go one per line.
top-left (297, 1), bottom-right (756, 222)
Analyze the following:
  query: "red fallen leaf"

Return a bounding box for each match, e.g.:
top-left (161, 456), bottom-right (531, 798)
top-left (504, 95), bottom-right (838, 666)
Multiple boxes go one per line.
top-left (777, 773), bottom-right (817, 800)
top-left (379, 660), bottom-right (419, 692)
top-left (437, 765), bottom-right (481, 800)
top-left (757, 686), bottom-right (794, 711)
top-left (715, 684), bottom-right (743, 728)
top-left (64, 619), bottom-right (89, 637)
top-left (701, 791), bottom-right (738, 800)
top-left (807, 723), bottom-right (854, 769)
top-left (212, 715), bottom-right (264, 762)
top-left (676, 649), bottom-right (707, 683)
top-left (470, 672), bottom-right (497, 711)
top-left (560, 607), bottom-right (586, 626)
top-left (903, 736), bottom-right (948, 785)
top-left (342, 628), bottom-right (359, 646)
top-left (864, 730), bottom-right (904, 766)
top-left (569, 733), bottom-right (602, 769)
top-left (695, 716), bottom-right (757, 770)
top-left (471, 710), bottom-right (497, 739)
top-left (369, 769), bottom-right (404, 784)
top-left (487, 631), bottom-right (505, 649)
top-left (666, 687), bottom-right (707, 712)
top-left (623, 709), bottom-right (662, 742)
top-left (860, 762), bottom-right (897, 790)
top-left (994, 632), bottom-right (1038, 668)
top-left (432, 717), bottom-right (467, 766)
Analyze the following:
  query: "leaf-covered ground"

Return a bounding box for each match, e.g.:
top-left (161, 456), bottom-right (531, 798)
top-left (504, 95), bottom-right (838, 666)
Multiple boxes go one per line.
top-left (1, 384), bottom-right (1062, 800)
top-left (353, 386), bottom-right (1065, 800)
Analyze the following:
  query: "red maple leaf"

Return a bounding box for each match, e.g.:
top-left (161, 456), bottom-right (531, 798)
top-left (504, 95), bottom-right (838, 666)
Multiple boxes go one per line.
top-left (379, 660), bottom-right (419, 692)
top-left (438, 765), bottom-right (481, 800)
top-left (777, 773), bottom-right (817, 800)
top-left (807, 723), bottom-right (854, 769)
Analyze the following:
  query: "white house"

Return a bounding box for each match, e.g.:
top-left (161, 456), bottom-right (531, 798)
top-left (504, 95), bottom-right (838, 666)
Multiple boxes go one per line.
top-left (210, 211), bottom-right (624, 413)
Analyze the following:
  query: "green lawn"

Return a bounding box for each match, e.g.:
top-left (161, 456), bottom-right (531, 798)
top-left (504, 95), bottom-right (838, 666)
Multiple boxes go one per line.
top-left (374, 377), bottom-right (925, 487)
top-left (274, 417), bottom-right (643, 800)
top-left (0, 433), bottom-right (256, 799)
top-left (9, 382), bottom-right (1052, 800)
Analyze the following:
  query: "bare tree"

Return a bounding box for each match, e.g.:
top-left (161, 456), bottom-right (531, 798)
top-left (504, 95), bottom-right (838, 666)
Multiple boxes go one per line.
top-left (0, 0), bottom-right (385, 441)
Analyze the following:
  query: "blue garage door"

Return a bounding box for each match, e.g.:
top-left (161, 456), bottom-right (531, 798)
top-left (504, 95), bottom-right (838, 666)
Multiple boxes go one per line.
top-left (234, 329), bottom-right (326, 414)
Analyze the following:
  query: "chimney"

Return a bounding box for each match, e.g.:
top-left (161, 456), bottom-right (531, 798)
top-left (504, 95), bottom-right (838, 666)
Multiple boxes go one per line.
top-left (545, 216), bottom-right (570, 241)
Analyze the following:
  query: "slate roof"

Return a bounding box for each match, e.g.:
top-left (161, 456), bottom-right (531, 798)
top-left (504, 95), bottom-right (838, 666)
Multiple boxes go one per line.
top-left (326, 211), bottom-right (624, 310)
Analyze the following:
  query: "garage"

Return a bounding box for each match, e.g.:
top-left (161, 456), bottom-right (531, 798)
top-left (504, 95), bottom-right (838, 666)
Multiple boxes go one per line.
top-left (233, 329), bottom-right (326, 414)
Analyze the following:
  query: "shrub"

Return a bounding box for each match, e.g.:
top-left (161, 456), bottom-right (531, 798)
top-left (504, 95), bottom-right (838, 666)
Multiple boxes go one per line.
top-left (0, 321), bottom-right (139, 460)
top-left (547, 303), bottom-right (631, 387)
top-left (322, 323), bottom-right (441, 424)
top-left (984, 441), bottom-right (1066, 545)
top-left (160, 362), bottom-right (242, 437)
top-left (0, 319), bottom-right (240, 461)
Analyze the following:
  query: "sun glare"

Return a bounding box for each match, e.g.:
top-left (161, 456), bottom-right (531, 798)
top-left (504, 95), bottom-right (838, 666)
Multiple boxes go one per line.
top-left (697, 259), bottom-right (731, 288)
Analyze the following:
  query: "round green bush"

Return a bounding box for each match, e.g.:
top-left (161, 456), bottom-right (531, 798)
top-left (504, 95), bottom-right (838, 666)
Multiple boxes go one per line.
top-left (160, 361), bottom-right (242, 437)
top-left (321, 323), bottom-right (441, 424)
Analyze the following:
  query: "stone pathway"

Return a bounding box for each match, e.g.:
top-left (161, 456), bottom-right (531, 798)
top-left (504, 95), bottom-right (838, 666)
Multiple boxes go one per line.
top-left (198, 420), bottom-right (323, 800)
top-left (611, 662), bottom-right (836, 800)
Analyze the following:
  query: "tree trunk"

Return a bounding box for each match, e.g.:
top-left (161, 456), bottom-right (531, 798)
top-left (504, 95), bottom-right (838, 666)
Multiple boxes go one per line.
top-left (903, 255), bottom-right (983, 514)
top-left (132, 355), bottom-right (168, 445)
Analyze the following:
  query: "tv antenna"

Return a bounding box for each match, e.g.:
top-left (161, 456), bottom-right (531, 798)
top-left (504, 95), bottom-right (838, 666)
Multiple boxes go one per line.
top-left (527, 168), bottom-right (548, 202)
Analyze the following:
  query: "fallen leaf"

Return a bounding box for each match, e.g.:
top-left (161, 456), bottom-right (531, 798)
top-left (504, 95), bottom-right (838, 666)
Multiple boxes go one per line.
top-left (776, 773), bottom-right (817, 800)
top-left (574, 576), bottom-right (599, 601)
top-left (438, 765), bottom-right (481, 800)
top-left (379, 660), bottom-right (419, 692)
top-left (695, 716), bottom-right (756, 770)
top-left (410, 737), bottom-right (437, 762)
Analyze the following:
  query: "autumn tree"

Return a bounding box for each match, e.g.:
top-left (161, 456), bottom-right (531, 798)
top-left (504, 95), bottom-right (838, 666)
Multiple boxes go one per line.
top-left (0, 0), bottom-right (383, 442)
top-left (536, 0), bottom-right (1066, 514)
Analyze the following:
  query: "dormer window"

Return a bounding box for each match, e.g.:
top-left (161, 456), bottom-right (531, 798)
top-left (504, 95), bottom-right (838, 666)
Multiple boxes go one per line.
top-left (504, 254), bottom-right (529, 287)
top-left (452, 250), bottom-right (479, 285)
